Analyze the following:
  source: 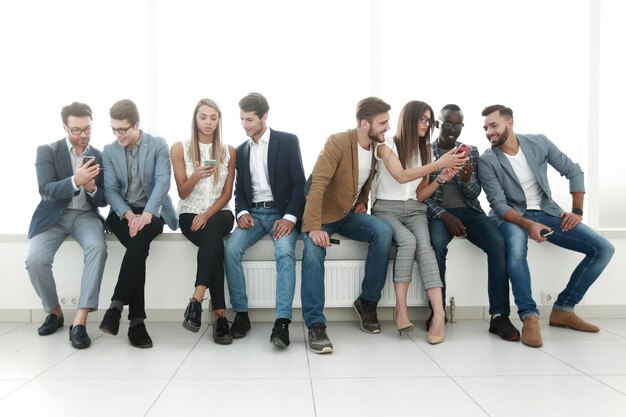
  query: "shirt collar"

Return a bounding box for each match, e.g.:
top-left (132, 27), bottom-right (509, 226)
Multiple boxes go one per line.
top-left (65, 137), bottom-right (89, 157)
top-left (249, 127), bottom-right (271, 146)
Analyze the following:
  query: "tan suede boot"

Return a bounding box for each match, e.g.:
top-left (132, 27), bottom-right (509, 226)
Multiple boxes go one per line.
top-left (521, 315), bottom-right (543, 347)
top-left (549, 310), bottom-right (600, 333)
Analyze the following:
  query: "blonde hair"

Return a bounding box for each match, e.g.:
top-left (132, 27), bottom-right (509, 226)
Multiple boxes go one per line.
top-left (189, 98), bottom-right (224, 185)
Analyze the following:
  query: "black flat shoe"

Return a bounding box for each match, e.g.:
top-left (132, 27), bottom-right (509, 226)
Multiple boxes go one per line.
top-left (270, 318), bottom-right (290, 348)
top-left (182, 298), bottom-right (202, 333)
top-left (38, 313), bottom-right (64, 336)
top-left (69, 324), bottom-right (91, 349)
top-left (99, 308), bottom-right (121, 336)
top-left (231, 312), bottom-right (251, 339)
top-left (213, 316), bottom-right (233, 345)
top-left (128, 323), bottom-right (153, 348)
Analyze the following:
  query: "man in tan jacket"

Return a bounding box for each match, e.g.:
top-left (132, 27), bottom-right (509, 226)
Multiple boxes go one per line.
top-left (301, 97), bottom-right (394, 354)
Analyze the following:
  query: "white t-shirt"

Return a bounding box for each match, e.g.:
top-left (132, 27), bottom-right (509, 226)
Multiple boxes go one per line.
top-left (372, 137), bottom-right (422, 202)
top-left (177, 140), bottom-right (231, 215)
top-left (354, 142), bottom-right (373, 206)
top-left (504, 147), bottom-right (543, 210)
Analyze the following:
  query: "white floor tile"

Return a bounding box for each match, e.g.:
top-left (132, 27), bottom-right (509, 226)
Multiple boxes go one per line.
top-left (312, 377), bottom-right (488, 417)
top-left (417, 339), bottom-right (581, 376)
top-left (541, 339), bottom-right (626, 374)
top-left (0, 380), bottom-right (29, 399)
top-left (147, 378), bottom-right (315, 417)
top-left (94, 322), bottom-right (206, 345)
top-left (0, 379), bottom-right (167, 417)
top-left (38, 343), bottom-right (194, 379)
top-left (593, 375), bottom-right (626, 395)
top-left (456, 375), bottom-right (626, 417)
top-left (0, 343), bottom-right (76, 378)
top-left (592, 319), bottom-right (626, 338)
top-left (0, 323), bottom-right (29, 336)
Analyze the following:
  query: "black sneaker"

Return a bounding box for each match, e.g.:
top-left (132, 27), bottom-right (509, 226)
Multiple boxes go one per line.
top-left (308, 323), bottom-right (333, 354)
top-left (354, 296), bottom-right (381, 334)
top-left (425, 310), bottom-right (449, 331)
top-left (213, 316), bottom-right (233, 345)
top-left (182, 298), bottom-right (203, 333)
top-left (231, 312), bottom-right (251, 339)
top-left (128, 323), bottom-right (153, 348)
top-left (99, 307), bottom-right (121, 336)
top-left (489, 315), bottom-right (521, 341)
top-left (270, 318), bottom-right (290, 348)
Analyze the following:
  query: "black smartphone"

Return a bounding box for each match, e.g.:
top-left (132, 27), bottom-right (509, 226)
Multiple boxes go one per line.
top-left (82, 155), bottom-right (96, 164)
top-left (329, 238), bottom-right (340, 245)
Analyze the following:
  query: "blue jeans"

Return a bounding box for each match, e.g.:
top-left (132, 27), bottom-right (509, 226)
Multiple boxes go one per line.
top-left (499, 210), bottom-right (614, 320)
top-left (224, 208), bottom-right (299, 320)
top-left (300, 211), bottom-right (393, 328)
top-left (429, 208), bottom-right (510, 316)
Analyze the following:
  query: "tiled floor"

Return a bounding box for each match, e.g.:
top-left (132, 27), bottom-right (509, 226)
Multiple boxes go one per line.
top-left (1, 318), bottom-right (626, 417)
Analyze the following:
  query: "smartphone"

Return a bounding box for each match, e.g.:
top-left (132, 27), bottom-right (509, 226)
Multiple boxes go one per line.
top-left (204, 160), bottom-right (217, 167)
top-left (540, 229), bottom-right (554, 237)
top-left (455, 144), bottom-right (472, 156)
top-left (329, 238), bottom-right (341, 245)
top-left (82, 155), bottom-right (96, 164)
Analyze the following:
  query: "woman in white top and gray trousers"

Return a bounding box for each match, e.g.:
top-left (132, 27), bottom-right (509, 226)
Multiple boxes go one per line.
top-left (372, 100), bottom-right (465, 344)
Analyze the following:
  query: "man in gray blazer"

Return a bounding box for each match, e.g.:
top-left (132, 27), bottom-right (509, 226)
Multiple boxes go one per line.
top-left (25, 102), bottom-right (107, 349)
top-left (98, 99), bottom-right (177, 349)
top-left (478, 105), bottom-right (614, 348)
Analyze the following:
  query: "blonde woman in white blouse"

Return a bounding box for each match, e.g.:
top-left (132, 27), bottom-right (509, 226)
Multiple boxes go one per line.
top-left (171, 99), bottom-right (236, 344)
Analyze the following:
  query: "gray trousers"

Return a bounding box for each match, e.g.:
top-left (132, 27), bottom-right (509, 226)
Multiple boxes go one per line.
top-left (372, 199), bottom-right (442, 289)
top-left (25, 210), bottom-right (107, 313)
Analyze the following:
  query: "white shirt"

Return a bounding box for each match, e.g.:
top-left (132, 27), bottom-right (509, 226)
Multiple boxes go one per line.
top-left (177, 141), bottom-right (231, 215)
top-left (239, 127), bottom-right (296, 224)
top-left (354, 142), bottom-right (373, 206)
top-left (372, 137), bottom-right (422, 202)
top-left (504, 147), bottom-right (543, 210)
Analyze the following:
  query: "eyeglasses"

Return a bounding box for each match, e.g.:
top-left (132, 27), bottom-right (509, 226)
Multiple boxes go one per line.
top-left (441, 122), bottom-right (465, 131)
top-left (419, 116), bottom-right (433, 125)
top-left (68, 126), bottom-right (92, 135)
top-left (111, 125), bottom-right (133, 135)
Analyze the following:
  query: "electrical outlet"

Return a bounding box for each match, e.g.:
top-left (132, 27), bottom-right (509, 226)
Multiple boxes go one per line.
top-left (541, 292), bottom-right (557, 304)
top-left (60, 295), bottom-right (78, 307)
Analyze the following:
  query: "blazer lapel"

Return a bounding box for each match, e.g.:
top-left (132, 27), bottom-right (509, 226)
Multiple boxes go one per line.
top-left (267, 130), bottom-right (278, 188)
top-left (56, 139), bottom-right (74, 180)
top-left (494, 148), bottom-right (521, 187)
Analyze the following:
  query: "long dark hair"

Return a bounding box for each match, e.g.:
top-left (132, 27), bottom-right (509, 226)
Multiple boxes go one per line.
top-left (394, 100), bottom-right (434, 168)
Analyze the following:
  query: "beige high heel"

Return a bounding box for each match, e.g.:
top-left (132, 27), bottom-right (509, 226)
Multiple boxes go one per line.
top-left (427, 314), bottom-right (445, 345)
top-left (394, 308), bottom-right (414, 335)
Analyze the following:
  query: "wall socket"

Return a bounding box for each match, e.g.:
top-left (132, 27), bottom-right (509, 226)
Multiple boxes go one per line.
top-left (540, 292), bottom-right (557, 304)
top-left (60, 295), bottom-right (78, 307)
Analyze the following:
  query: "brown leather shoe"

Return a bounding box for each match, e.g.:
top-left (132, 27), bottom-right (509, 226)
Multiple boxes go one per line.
top-left (521, 315), bottom-right (543, 347)
top-left (549, 310), bottom-right (599, 333)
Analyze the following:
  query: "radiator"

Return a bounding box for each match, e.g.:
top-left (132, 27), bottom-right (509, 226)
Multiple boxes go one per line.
top-left (239, 261), bottom-right (427, 308)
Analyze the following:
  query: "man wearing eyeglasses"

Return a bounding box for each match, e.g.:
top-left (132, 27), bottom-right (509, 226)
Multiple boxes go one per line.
top-left (423, 104), bottom-right (519, 342)
top-left (25, 102), bottom-right (107, 349)
top-left (99, 99), bottom-right (177, 349)
top-left (478, 104), bottom-right (614, 348)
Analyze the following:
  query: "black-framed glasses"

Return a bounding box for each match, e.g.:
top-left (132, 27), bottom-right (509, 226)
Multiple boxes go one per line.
top-left (68, 126), bottom-right (92, 135)
top-left (111, 125), bottom-right (132, 135)
top-left (441, 121), bottom-right (465, 131)
top-left (419, 115), bottom-right (433, 125)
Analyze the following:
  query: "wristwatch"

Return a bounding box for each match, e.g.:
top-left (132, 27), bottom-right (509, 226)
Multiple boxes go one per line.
top-left (572, 208), bottom-right (583, 216)
top-left (436, 178), bottom-right (446, 185)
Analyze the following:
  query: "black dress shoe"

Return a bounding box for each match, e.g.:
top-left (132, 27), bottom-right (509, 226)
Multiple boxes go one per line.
top-left (38, 313), bottom-right (64, 336)
top-left (69, 324), bottom-right (91, 349)
top-left (231, 312), bottom-right (251, 339)
top-left (128, 323), bottom-right (153, 348)
top-left (489, 315), bottom-right (521, 341)
top-left (182, 298), bottom-right (202, 333)
top-left (213, 316), bottom-right (233, 345)
top-left (99, 308), bottom-right (121, 335)
top-left (270, 318), bottom-right (290, 348)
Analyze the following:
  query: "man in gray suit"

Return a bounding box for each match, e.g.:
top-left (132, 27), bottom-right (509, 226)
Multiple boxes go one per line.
top-left (478, 105), bottom-right (614, 348)
top-left (25, 102), bottom-right (107, 349)
top-left (98, 99), bottom-right (177, 349)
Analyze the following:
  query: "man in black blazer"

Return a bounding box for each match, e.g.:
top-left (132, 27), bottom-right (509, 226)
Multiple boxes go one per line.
top-left (224, 93), bottom-right (306, 349)
top-left (25, 102), bottom-right (107, 349)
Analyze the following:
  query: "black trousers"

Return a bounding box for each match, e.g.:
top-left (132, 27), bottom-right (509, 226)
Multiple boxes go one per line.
top-left (179, 210), bottom-right (234, 310)
top-left (107, 207), bottom-right (164, 320)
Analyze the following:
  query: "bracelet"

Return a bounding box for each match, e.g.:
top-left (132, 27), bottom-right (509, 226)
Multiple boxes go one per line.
top-left (572, 208), bottom-right (583, 216)
top-left (436, 178), bottom-right (445, 185)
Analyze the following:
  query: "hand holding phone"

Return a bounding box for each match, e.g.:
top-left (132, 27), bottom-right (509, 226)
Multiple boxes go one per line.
top-left (540, 229), bottom-right (554, 238)
top-left (455, 144), bottom-right (472, 156)
top-left (204, 160), bottom-right (217, 167)
top-left (82, 155), bottom-right (96, 165)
